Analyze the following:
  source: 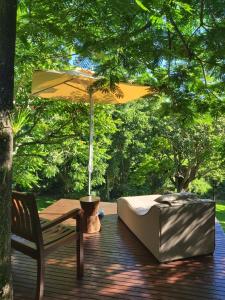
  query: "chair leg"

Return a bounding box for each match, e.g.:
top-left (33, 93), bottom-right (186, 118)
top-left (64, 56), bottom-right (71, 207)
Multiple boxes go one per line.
top-left (76, 232), bottom-right (84, 279)
top-left (36, 255), bottom-right (45, 300)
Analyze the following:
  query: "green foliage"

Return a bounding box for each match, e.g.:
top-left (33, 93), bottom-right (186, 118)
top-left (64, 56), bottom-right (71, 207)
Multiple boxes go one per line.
top-left (13, 98), bottom-right (116, 194)
top-left (11, 109), bottom-right (30, 135)
top-left (36, 196), bottom-right (56, 211)
top-left (135, 0), bottom-right (149, 12)
top-left (216, 203), bottom-right (225, 232)
top-left (13, 0), bottom-right (225, 200)
top-left (105, 96), bottom-right (225, 198)
top-left (189, 178), bottom-right (212, 195)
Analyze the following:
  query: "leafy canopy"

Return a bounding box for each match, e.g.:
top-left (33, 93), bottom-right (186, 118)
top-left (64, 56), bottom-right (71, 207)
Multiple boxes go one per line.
top-left (13, 0), bottom-right (225, 198)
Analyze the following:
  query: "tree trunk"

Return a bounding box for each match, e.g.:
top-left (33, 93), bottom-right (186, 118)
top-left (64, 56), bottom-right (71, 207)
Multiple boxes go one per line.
top-left (0, 1), bottom-right (17, 299)
top-left (174, 166), bottom-right (198, 192)
top-left (0, 113), bottom-right (13, 300)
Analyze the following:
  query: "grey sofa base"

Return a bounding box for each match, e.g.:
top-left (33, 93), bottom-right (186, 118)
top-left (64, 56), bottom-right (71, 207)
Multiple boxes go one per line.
top-left (117, 196), bottom-right (215, 263)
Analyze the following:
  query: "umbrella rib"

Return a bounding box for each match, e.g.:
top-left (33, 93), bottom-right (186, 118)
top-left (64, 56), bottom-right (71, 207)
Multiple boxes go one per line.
top-left (32, 78), bottom-right (74, 95)
top-left (64, 82), bottom-right (88, 93)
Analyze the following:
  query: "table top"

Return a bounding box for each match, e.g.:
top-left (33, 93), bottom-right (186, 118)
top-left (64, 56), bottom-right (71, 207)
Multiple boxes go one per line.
top-left (39, 198), bottom-right (117, 226)
top-left (80, 195), bottom-right (100, 203)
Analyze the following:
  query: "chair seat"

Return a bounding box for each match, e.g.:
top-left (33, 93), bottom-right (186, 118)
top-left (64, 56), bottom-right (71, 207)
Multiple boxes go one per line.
top-left (42, 221), bottom-right (76, 252)
top-left (12, 221), bottom-right (76, 255)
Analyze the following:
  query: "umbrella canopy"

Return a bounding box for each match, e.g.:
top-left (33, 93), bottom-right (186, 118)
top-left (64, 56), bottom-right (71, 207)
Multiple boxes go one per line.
top-left (31, 68), bottom-right (153, 196)
top-left (32, 69), bottom-right (152, 104)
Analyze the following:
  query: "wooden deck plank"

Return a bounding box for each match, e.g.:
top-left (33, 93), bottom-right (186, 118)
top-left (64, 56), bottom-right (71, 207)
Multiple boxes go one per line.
top-left (13, 200), bottom-right (225, 300)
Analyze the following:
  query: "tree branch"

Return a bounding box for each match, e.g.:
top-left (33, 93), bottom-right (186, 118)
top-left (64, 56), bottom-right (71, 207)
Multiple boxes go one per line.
top-left (200, 0), bottom-right (205, 25)
top-left (17, 134), bottom-right (78, 148)
top-left (129, 21), bottom-right (151, 37)
top-left (14, 153), bottom-right (49, 160)
top-left (167, 29), bottom-right (172, 76)
top-left (168, 13), bottom-right (194, 59)
top-left (14, 105), bottom-right (46, 140)
top-left (196, 56), bottom-right (207, 86)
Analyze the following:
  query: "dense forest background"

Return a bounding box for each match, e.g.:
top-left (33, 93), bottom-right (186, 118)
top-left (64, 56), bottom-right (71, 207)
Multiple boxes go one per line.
top-left (14, 0), bottom-right (225, 201)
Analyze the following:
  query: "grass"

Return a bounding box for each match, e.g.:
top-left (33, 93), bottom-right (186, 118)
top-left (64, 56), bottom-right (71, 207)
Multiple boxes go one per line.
top-left (36, 196), bottom-right (56, 211)
top-left (36, 196), bottom-right (225, 233)
top-left (216, 202), bottom-right (225, 232)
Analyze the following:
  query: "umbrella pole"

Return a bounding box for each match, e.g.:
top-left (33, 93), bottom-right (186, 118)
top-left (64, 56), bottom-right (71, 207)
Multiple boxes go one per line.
top-left (88, 93), bottom-right (94, 196)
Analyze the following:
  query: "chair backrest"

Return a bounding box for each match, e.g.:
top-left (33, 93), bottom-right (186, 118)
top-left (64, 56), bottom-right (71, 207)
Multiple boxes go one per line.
top-left (12, 191), bottom-right (43, 245)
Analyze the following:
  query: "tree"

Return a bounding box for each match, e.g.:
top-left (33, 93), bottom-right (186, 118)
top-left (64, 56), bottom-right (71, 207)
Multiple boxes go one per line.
top-left (12, 100), bottom-right (116, 195)
top-left (10, 0), bottom-right (225, 200)
top-left (104, 94), bottom-right (225, 198)
top-left (59, 0), bottom-right (225, 196)
top-left (0, 1), bottom-right (17, 299)
top-left (103, 99), bottom-right (155, 199)
top-left (149, 115), bottom-right (225, 192)
top-left (12, 1), bottom-right (118, 196)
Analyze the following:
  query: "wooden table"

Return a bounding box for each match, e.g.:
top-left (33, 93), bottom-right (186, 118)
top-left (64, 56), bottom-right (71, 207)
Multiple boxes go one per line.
top-left (39, 198), bottom-right (117, 230)
top-left (79, 196), bottom-right (101, 234)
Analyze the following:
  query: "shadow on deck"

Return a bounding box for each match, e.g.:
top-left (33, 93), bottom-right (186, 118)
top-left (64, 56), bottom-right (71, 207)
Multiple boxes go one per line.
top-left (12, 200), bottom-right (225, 300)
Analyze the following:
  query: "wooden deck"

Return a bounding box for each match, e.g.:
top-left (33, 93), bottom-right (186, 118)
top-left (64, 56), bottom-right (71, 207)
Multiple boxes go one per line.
top-left (13, 199), bottom-right (225, 300)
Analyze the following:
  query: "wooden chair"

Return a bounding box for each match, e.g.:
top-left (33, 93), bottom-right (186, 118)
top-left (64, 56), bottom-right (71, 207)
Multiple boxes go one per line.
top-left (11, 191), bottom-right (84, 300)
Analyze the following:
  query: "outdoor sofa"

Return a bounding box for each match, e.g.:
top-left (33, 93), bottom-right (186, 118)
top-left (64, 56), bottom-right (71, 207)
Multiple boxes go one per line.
top-left (117, 193), bottom-right (215, 262)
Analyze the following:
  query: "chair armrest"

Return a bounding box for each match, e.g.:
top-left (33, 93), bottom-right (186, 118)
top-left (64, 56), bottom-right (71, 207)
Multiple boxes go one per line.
top-left (41, 208), bottom-right (83, 231)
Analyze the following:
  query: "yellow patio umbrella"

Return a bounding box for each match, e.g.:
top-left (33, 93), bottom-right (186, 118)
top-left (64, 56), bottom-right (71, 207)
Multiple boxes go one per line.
top-left (32, 68), bottom-right (153, 196)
